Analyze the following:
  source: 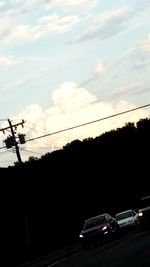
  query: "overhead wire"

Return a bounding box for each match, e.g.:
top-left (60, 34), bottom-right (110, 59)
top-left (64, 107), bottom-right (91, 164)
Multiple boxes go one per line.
top-left (0, 119), bottom-right (8, 121)
top-left (26, 103), bottom-right (150, 143)
top-left (0, 103), bottom-right (150, 165)
top-left (21, 148), bottom-right (42, 155)
top-left (0, 146), bottom-right (5, 150)
top-left (25, 122), bottom-right (71, 148)
top-left (0, 150), bottom-right (13, 157)
top-left (25, 121), bottom-right (48, 135)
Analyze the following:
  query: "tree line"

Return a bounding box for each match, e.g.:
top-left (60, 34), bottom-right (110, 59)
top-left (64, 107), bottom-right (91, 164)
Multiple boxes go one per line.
top-left (0, 117), bottom-right (150, 266)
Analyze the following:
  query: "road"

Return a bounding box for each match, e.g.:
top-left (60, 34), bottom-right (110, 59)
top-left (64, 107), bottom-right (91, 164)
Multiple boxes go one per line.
top-left (47, 229), bottom-right (150, 267)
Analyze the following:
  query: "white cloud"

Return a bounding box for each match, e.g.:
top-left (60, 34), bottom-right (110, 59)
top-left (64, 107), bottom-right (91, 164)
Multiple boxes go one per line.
top-left (15, 104), bottom-right (43, 122)
top-left (11, 82), bottom-right (149, 162)
top-left (7, 0), bottom-right (98, 14)
top-left (0, 0), bottom-right (98, 46)
top-left (0, 14), bottom-right (17, 36)
top-left (94, 61), bottom-right (107, 76)
top-left (0, 55), bottom-right (18, 66)
top-left (37, 14), bottom-right (79, 34)
top-left (131, 34), bottom-right (150, 55)
top-left (77, 6), bottom-right (130, 42)
top-left (104, 33), bottom-right (150, 78)
top-left (140, 35), bottom-right (150, 53)
top-left (46, 0), bottom-right (98, 12)
top-left (2, 0), bottom-right (43, 14)
top-left (123, 34), bottom-right (150, 71)
top-left (0, 14), bottom-right (80, 45)
top-left (107, 83), bottom-right (146, 101)
top-left (51, 82), bottom-right (97, 112)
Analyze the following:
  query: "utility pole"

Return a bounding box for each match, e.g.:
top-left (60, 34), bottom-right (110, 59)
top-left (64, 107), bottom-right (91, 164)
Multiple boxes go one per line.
top-left (8, 119), bottom-right (22, 165)
top-left (0, 119), bottom-right (25, 165)
top-left (25, 217), bottom-right (30, 249)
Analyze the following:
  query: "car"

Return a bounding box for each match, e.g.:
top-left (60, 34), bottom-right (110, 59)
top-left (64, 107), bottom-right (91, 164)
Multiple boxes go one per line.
top-left (79, 213), bottom-right (119, 249)
top-left (115, 209), bottom-right (139, 231)
top-left (138, 195), bottom-right (150, 227)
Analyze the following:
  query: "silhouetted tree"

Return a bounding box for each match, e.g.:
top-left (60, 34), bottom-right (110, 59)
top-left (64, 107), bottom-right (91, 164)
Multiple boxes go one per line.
top-left (1, 117), bottom-right (150, 266)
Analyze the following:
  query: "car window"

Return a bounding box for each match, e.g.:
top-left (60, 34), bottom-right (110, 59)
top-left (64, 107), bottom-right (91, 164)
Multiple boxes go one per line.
top-left (105, 214), bottom-right (108, 221)
top-left (106, 214), bottom-right (112, 221)
top-left (84, 215), bottom-right (106, 230)
top-left (131, 210), bottom-right (136, 216)
top-left (115, 211), bottom-right (132, 220)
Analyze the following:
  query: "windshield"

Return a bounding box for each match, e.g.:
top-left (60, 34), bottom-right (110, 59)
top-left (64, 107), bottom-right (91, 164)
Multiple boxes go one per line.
top-left (140, 197), bottom-right (150, 209)
top-left (115, 211), bottom-right (132, 221)
top-left (84, 215), bottom-right (106, 230)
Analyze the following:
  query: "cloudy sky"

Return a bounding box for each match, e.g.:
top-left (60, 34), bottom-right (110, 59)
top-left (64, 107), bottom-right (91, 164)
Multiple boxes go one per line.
top-left (0, 0), bottom-right (150, 167)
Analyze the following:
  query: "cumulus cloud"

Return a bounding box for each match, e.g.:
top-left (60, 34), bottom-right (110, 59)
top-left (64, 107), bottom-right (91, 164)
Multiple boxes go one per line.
top-left (15, 104), bottom-right (43, 122)
top-left (11, 82), bottom-right (149, 162)
top-left (51, 82), bottom-right (97, 112)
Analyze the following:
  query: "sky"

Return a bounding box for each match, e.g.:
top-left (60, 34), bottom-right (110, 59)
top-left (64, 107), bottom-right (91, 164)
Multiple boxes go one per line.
top-left (0, 0), bottom-right (150, 167)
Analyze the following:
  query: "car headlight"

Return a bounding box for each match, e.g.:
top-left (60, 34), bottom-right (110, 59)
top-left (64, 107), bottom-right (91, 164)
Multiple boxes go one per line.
top-left (102, 226), bottom-right (107, 231)
top-left (79, 234), bottom-right (84, 238)
top-left (138, 212), bottom-right (143, 217)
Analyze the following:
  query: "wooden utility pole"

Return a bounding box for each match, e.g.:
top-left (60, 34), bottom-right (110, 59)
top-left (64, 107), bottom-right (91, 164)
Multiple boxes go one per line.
top-left (0, 119), bottom-right (25, 165)
top-left (8, 119), bottom-right (22, 165)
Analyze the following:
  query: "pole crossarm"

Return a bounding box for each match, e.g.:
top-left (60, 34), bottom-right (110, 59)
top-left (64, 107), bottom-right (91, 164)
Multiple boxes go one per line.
top-left (0, 120), bottom-right (25, 133)
top-left (0, 119), bottom-right (25, 165)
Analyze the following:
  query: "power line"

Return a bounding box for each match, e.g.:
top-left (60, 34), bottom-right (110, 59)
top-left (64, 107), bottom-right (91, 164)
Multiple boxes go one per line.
top-left (26, 103), bottom-right (150, 143)
top-left (0, 119), bottom-right (8, 122)
top-left (21, 148), bottom-right (41, 155)
top-left (26, 121), bottom-right (48, 135)
top-left (0, 160), bottom-right (14, 162)
top-left (25, 125), bottom-right (52, 146)
top-left (0, 119), bottom-right (25, 165)
top-left (26, 145), bottom-right (63, 150)
top-left (0, 150), bottom-right (13, 158)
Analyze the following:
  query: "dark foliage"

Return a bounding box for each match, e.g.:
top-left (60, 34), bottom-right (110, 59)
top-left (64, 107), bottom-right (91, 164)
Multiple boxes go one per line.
top-left (0, 118), bottom-right (150, 266)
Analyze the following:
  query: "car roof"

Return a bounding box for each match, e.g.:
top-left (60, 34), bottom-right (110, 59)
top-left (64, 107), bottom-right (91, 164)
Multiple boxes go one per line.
top-left (141, 195), bottom-right (150, 200)
top-left (85, 213), bottom-right (108, 222)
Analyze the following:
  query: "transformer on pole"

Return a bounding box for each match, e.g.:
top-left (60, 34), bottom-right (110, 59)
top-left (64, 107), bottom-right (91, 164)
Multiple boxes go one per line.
top-left (0, 119), bottom-right (26, 165)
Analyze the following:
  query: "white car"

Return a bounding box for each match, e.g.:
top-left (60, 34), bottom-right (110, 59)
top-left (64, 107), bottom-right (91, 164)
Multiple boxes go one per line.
top-left (115, 209), bottom-right (139, 230)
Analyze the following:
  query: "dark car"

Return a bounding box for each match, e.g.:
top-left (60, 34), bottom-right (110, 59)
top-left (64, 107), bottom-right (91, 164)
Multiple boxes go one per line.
top-left (79, 213), bottom-right (119, 249)
top-left (138, 196), bottom-right (150, 227)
